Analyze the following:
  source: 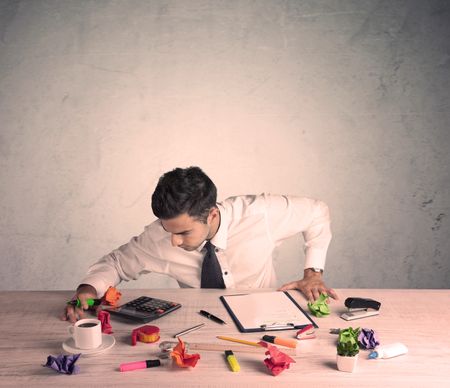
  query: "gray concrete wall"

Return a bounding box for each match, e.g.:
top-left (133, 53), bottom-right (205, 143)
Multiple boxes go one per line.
top-left (1, 0), bottom-right (449, 291)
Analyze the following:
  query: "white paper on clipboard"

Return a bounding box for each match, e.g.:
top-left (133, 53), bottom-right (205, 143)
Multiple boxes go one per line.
top-left (220, 291), bottom-right (317, 332)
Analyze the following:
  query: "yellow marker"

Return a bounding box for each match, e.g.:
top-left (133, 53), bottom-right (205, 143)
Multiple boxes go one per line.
top-left (225, 350), bottom-right (240, 372)
top-left (217, 336), bottom-right (262, 347)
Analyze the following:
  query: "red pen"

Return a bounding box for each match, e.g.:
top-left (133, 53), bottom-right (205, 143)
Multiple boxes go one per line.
top-left (119, 359), bottom-right (161, 372)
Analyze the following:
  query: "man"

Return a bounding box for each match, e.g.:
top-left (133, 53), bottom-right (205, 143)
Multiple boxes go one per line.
top-left (63, 166), bottom-right (337, 322)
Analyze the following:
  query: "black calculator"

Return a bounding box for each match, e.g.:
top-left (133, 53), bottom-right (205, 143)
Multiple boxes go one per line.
top-left (105, 296), bottom-right (181, 323)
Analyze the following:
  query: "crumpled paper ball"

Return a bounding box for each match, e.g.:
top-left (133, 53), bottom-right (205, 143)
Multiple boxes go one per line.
top-left (170, 337), bottom-right (200, 368)
top-left (307, 293), bottom-right (330, 317)
top-left (97, 310), bottom-right (113, 334)
top-left (260, 342), bottom-right (296, 376)
top-left (102, 286), bottom-right (122, 307)
top-left (43, 353), bottom-right (81, 375)
top-left (358, 328), bottom-right (380, 349)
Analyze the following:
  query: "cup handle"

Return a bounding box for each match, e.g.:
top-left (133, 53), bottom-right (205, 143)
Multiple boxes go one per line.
top-left (68, 325), bottom-right (74, 337)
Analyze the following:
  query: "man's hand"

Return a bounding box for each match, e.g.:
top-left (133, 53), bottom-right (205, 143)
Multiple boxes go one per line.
top-left (61, 284), bottom-right (98, 323)
top-left (278, 269), bottom-right (339, 302)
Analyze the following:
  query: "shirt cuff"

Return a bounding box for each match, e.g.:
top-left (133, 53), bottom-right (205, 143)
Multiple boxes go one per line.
top-left (304, 247), bottom-right (327, 271)
top-left (78, 276), bottom-right (109, 299)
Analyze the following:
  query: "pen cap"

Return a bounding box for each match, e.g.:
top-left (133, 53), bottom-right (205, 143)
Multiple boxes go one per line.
top-left (262, 335), bottom-right (298, 348)
top-left (262, 335), bottom-right (276, 344)
top-left (146, 359), bottom-right (161, 368)
top-left (224, 350), bottom-right (240, 372)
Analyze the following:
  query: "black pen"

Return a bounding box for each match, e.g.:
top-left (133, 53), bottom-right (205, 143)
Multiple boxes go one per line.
top-left (199, 310), bottom-right (227, 325)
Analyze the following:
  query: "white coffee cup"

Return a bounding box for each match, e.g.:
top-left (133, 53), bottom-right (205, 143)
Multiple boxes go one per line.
top-left (68, 318), bottom-right (102, 349)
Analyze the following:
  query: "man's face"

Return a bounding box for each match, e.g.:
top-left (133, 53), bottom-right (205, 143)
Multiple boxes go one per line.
top-left (160, 212), bottom-right (213, 251)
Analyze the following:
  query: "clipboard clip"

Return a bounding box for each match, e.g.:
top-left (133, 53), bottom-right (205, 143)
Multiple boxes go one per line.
top-left (260, 322), bottom-right (295, 331)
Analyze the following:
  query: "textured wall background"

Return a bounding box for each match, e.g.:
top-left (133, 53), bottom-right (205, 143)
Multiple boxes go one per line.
top-left (0, 0), bottom-right (449, 291)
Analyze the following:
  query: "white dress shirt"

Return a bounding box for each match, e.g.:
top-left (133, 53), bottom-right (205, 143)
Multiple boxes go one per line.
top-left (81, 194), bottom-right (332, 297)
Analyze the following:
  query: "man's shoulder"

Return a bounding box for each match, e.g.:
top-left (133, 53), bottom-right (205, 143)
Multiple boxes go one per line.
top-left (219, 193), bottom-right (279, 215)
top-left (141, 218), bottom-right (168, 242)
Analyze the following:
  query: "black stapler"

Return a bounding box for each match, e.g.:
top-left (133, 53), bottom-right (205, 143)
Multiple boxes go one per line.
top-left (341, 297), bottom-right (381, 321)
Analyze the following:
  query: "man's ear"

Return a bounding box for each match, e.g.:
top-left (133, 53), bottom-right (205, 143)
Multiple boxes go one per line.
top-left (207, 207), bottom-right (219, 224)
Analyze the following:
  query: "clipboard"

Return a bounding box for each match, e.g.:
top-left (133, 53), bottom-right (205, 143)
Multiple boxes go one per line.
top-left (220, 291), bottom-right (318, 333)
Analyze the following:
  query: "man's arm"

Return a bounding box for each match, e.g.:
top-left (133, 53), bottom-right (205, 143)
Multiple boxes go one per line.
top-left (265, 194), bottom-right (338, 301)
top-left (61, 221), bottom-right (163, 322)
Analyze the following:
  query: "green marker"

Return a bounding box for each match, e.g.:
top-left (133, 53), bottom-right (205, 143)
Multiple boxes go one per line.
top-left (67, 298), bottom-right (102, 308)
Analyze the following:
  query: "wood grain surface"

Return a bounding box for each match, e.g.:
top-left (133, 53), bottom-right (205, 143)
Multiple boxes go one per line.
top-left (0, 288), bottom-right (449, 387)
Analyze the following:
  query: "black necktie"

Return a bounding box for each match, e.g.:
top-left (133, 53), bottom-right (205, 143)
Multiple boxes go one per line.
top-left (201, 241), bottom-right (225, 288)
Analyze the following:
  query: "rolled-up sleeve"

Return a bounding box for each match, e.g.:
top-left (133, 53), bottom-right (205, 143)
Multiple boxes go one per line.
top-left (80, 224), bottom-right (163, 297)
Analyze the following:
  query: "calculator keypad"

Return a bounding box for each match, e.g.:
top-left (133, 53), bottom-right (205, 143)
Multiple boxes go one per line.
top-left (108, 296), bottom-right (181, 323)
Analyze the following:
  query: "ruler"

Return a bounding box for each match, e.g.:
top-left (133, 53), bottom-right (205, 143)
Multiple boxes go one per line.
top-left (159, 341), bottom-right (297, 356)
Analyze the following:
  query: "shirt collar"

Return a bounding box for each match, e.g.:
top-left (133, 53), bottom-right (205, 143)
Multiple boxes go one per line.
top-left (209, 203), bottom-right (228, 250)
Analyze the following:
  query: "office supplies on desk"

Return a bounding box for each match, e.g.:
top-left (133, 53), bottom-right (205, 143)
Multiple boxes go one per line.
top-left (296, 324), bottom-right (316, 340)
top-left (199, 310), bottom-right (226, 324)
top-left (262, 335), bottom-right (298, 348)
top-left (159, 340), bottom-right (297, 356)
top-left (220, 291), bottom-right (317, 332)
top-left (341, 297), bottom-right (381, 321)
top-left (217, 336), bottom-right (262, 347)
top-left (369, 343), bottom-right (408, 359)
top-left (174, 323), bottom-right (205, 338)
top-left (67, 298), bottom-right (102, 308)
top-left (345, 297), bottom-right (381, 311)
top-left (119, 359), bottom-right (161, 372)
top-left (131, 325), bottom-right (160, 345)
top-left (225, 350), bottom-right (240, 372)
top-left (104, 296), bottom-right (181, 323)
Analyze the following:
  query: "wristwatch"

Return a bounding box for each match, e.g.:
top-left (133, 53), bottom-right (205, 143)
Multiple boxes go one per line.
top-left (306, 267), bottom-right (323, 274)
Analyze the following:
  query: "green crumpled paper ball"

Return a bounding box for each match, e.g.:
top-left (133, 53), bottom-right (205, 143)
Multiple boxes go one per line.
top-left (307, 293), bottom-right (330, 317)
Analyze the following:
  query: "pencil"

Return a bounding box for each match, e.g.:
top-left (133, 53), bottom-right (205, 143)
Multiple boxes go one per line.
top-left (216, 336), bottom-right (263, 347)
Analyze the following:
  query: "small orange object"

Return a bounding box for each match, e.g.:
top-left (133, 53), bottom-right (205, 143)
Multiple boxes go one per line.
top-left (170, 337), bottom-right (200, 368)
top-left (131, 325), bottom-right (160, 346)
top-left (102, 286), bottom-right (122, 307)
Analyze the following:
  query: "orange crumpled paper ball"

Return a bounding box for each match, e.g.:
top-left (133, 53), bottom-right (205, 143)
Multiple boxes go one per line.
top-left (170, 337), bottom-right (200, 368)
top-left (102, 286), bottom-right (122, 307)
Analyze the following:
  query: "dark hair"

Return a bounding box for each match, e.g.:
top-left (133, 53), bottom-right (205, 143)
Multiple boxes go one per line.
top-left (151, 167), bottom-right (217, 222)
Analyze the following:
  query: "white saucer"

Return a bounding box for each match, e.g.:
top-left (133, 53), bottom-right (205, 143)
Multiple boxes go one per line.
top-left (62, 334), bottom-right (115, 356)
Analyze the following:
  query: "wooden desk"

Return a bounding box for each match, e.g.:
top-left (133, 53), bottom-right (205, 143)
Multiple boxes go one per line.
top-left (0, 289), bottom-right (449, 387)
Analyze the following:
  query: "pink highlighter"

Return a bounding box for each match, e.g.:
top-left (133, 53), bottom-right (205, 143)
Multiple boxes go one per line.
top-left (120, 359), bottom-right (161, 372)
